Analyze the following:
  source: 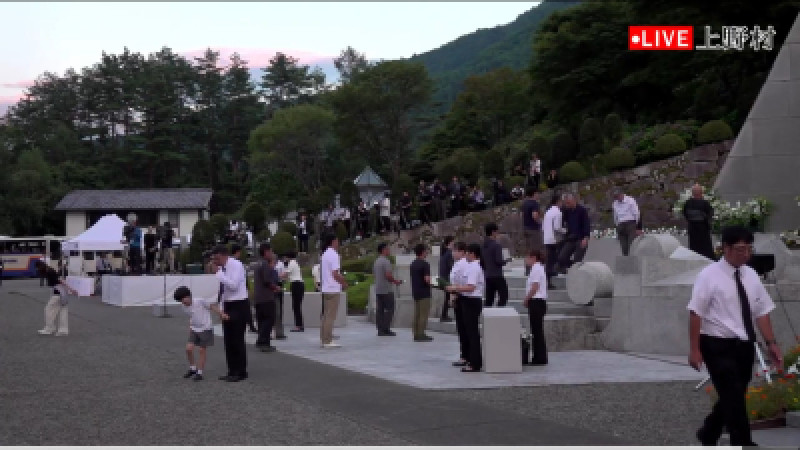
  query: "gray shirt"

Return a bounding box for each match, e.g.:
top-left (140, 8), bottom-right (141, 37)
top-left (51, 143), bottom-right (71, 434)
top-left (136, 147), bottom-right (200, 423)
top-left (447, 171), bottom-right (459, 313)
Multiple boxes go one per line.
top-left (373, 255), bottom-right (393, 295)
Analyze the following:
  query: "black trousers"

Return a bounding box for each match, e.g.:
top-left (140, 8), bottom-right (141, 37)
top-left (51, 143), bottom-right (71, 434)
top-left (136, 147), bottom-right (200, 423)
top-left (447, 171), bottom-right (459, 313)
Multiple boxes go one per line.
top-left (145, 251), bottom-right (156, 273)
top-left (291, 281), bottom-right (305, 328)
top-left (527, 299), bottom-right (548, 364)
top-left (545, 243), bottom-right (561, 284)
top-left (454, 295), bottom-right (467, 360)
top-left (441, 292), bottom-right (452, 319)
top-left (298, 235), bottom-right (309, 253)
top-left (375, 293), bottom-right (395, 333)
top-left (698, 335), bottom-right (756, 446)
top-left (484, 276), bottom-right (509, 307)
top-left (221, 299), bottom-right (249, 377)
top-left (461, 296), bottom-right (483, 370)
top-left (255, 302), bottom-right (276, 347)
top-left (558, 239), bottom-right (587, 272)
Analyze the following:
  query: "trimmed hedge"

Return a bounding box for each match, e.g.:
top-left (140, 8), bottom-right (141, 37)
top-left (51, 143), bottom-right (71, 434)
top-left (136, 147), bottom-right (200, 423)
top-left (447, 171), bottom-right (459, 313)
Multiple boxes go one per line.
top-left (605, 147), bottom-right (636, 170)
top-left (697, 119), bottom-right (733, 144)
top-left (271, 231), bottom-right (296, 256)
top-left (559, 161), bottom-right (588, 183)
top-left (654, 133), bottom-right (687, 157)
top-left (278, 221), bottom-right (298, 236)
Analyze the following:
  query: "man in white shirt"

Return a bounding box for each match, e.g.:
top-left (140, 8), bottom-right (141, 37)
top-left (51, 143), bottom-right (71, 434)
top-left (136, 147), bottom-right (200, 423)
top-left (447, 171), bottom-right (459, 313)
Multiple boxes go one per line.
top-left (210, 245), bottom-right (250, 382)
top-left (542, 195), bottom-right (564, 289)
top-left (687, 226), bottom-right (783, 446)
top-left (611, 189), bottom-right (642, 256)
top-left (320, 235), bottom-right (348, 348)
top-left (448, 242), bottom-right (469, 367)
top-left (380, 193), bottom-right (391, 234)
top-left (446, 243), bottom-right (485, 372)
top-left (274, 255), bottom-right (288, 340)
top-left (529, 154), bottom-right (542, 189)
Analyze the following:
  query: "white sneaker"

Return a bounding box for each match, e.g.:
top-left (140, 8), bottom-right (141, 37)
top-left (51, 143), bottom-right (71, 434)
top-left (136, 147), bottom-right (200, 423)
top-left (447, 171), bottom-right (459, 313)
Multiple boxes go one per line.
top-left (55, 331), bottom-right (68, 336)
top-left (38, 329), bottom-right (54, 335)
top-left (322, 342), bottom-right (341, 349)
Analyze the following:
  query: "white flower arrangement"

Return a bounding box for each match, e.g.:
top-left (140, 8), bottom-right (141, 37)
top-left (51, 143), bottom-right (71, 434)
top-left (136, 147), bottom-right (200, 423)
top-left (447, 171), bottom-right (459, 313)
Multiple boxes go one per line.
top-left (780, 230), bottom-right (800, 249)
top-left (672, 186), bottom-right (770, 231)
top-left (788, 355), bottom-right (800, 375)
top-left (591, 226), bottom-right (687, 239)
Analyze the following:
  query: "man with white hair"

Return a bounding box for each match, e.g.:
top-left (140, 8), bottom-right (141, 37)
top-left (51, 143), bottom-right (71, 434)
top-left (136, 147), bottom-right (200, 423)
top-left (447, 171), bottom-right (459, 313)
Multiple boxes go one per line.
top-left (611, 188), bottom-right (642, 256)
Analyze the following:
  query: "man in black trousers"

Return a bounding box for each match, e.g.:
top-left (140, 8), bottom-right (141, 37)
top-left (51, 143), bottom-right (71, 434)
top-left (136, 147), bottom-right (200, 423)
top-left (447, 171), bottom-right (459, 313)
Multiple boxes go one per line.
top-left (253, 242), bottom-right (280, 353)
top-left (688, 225), bottom-right (783, 446)
top-left (438, 236), bottom-right (454, 322)
top-left (482, 223), bottom-right (509, 307)
top-left (211, 245), bottom-right (249, 382)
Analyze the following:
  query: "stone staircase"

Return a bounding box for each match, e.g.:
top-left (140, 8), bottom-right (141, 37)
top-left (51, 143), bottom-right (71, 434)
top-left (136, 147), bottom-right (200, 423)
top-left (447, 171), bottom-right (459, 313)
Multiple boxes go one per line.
top-left (427, 263), bottom-right (610, 351)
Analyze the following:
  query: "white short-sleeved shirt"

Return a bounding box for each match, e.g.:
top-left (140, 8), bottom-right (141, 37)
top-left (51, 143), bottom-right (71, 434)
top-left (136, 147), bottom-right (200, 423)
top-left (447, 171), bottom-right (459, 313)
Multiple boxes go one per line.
top-left (312, 264), bottom-right (321, 285)
top-left (449, 257), bottom-right (468, 285)
top-left (380, 198), bottom-right (391, 217)
top-left (321, 248), bottom-right (342, 293)
top-left (687, 258), bottom-right (775, 341)
top-left (183, 298), bottom-right (215, 332)
top-left (287, 259), bottom-right (303, 282)
top-left (463, 260), bottom-right (485, 299)
top-left (542, 206), bottom-right (563, 245)
top-left (525, 262), bottom-right (548, 300)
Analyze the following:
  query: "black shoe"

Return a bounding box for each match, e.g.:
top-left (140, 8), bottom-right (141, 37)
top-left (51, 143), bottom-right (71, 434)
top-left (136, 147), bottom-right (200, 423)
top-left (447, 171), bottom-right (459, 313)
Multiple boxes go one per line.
top-left (290, 328), bottom-right (304, 332)
top-left (219, 375), bottom-right (233, 381)
top-left (248, 327), bottom-right (258, 333)
top-left (440, 317), bottom-right (453, 322)
top-left (260, 346), bottom-right (277, 352)
top-left (414, 336), bottom-right (434, 342)
top-left (530, 361), bottom-right (548, 366)
top-left (275, 335), bottom-right (287, 340)
top-left (695, 427), bottom-right (719, 446)
top-left (192, 373), bottom-right (204, 381)
top-left (452, 360), bottom-right (468, 367)
top-left (183, 369), bottom-right (197, 379)
top-left (224, 375), bottom-right (245, 382)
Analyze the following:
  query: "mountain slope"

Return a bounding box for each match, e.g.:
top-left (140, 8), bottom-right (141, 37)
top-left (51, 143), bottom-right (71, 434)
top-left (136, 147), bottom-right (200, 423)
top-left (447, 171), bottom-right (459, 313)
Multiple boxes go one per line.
top-left (410, 0), bottom-right (581, 113)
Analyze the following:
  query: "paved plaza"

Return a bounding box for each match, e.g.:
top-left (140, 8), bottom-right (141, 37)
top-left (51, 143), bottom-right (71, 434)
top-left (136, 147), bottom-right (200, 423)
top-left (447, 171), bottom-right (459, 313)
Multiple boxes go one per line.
top-left (1, 279), bottom-right (797, 446)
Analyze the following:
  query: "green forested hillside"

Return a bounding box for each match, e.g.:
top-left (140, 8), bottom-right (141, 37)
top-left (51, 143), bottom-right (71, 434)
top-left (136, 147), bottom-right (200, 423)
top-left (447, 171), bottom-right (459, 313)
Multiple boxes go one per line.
top-left (410, 0), bottom-right (580, 114)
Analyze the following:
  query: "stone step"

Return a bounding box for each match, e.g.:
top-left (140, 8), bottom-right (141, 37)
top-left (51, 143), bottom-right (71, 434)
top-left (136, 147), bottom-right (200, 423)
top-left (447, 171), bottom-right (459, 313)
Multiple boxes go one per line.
top-left (595, 317), bottom-right (611, 332)
top-left (427, 314), bottom-right (598, 351)
top-left (507, 300), bottom-right (589, 316)
top-left (506, 274), bottom-right (567, 290)
top-left (507, 288), bottom-right (570, 303)
top-left (584, 332), bottom-right (605, 350)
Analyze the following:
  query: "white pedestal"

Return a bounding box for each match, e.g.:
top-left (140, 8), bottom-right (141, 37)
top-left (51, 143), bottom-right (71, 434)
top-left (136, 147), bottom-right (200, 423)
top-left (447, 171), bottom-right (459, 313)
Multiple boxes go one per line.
top-left (481, 307), bottom-right (523, 373)
top-left (66, 276), bottom-right (95, 296)
top-left (294, 292), bottom-right (347, 328)
top-left (101, 275), bottom-right (219, 306)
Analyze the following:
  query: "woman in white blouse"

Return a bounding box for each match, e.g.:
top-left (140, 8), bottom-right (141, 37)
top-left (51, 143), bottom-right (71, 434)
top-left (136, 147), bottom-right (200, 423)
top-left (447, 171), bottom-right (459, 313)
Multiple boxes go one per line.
top-left (286, 252), bottom-right (305, 332)
top-left (523, 249), bottom-right (548, 365)
top-left (446, 243), bottom-right (485, 373)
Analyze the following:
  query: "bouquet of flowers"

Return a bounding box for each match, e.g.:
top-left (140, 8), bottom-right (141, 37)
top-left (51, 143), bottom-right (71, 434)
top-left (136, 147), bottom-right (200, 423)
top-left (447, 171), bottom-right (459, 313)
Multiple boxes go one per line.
top-left (672, 187), bottom-right (770, 232)
top-left (433, 276), bottom-right (450, 290)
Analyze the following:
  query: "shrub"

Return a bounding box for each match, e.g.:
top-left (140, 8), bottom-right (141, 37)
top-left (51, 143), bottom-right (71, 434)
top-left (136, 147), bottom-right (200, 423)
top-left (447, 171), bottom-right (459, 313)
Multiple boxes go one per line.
top-left (341, 255), bottom-right (377, 273)
top-left (482, 149), bottom-right (505, 179)
top-left (654, 133), bottom-right (687, 157)
top-left (208, 213), bottom-right (229, 241)
top-left (697, 119), bottom-right (734, 144)
top-left (579, 117), bottom-right (604, 157)
top-left (314, 186), bottom-right (335, 211)
top-left (270, 231), bottom-right (296, 256)
top-left (455, 148), bottom-right (481, 181)
top-left (559, 161), bottom-right (588, 183)
top-left (605, 147), bottom-right (636, 170)
top-left (278, 221), bottom-right (298, 236)
top-left (506, 175), bottom-right (526, 189)
top-left (393, 173), bottom-right (416, 199)
top-left (241, 203), bottom-right (266, 233)
top-left (603, 113), bottom-right (623, 143)
top-left (345, 274), bottom-right (373, 312)
top-left (550, 130), bottom-right (577, 167)
top-left (256, 228), bottom-right (272, 243)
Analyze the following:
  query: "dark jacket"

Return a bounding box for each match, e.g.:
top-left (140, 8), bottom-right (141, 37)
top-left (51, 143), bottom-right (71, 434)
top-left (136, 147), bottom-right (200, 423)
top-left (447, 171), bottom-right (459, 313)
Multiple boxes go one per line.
top-left (439, 248), bottom-right (454, 280)
top-left (482, 237), bottom-right (506, 278)
top-left (564, 204), bottom-right (591, 240)
top-left (253, 258), bottom-right (280, 304)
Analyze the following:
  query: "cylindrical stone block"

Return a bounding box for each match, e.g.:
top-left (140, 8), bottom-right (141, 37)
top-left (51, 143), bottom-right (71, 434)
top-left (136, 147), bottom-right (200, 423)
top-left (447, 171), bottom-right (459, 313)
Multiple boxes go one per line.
top-left (566, 262), bottom-right (614, 305)
top-left (631, 234), bottom-right (681, 259)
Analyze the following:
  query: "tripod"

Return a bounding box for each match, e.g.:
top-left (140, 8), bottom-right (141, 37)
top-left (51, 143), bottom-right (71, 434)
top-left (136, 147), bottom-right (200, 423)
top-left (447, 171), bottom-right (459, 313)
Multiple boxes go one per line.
top-left (694, 341), bottom-right (772, 391)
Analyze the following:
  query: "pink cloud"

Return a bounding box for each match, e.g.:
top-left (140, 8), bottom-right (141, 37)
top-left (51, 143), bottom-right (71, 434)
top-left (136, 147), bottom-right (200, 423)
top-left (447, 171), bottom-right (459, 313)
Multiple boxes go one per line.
top-left (0, 79), bottom-right (34, 89)
top-left (179, 47), bottom-right (334, 68)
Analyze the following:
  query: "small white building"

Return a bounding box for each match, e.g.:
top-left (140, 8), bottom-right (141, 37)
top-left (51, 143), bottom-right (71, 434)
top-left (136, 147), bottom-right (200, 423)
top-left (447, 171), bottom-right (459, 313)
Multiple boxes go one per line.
top-left (55, 188), bottom-right (212, 238)
top-left (354, 166), bottom-right (388, 207)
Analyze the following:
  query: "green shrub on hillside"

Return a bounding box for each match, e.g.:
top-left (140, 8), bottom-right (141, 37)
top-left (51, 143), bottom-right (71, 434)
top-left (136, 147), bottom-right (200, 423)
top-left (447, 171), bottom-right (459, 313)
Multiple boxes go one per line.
top-left (208, 213), bottom-right (229, 241)
top-left (550, 130), bottom-right (577, 167)
top-left (605, 147), bottom-right (636, 170)
top-left (241, 203), bottom-right (266, 233)
top-left (506, 175), bottom-right (526, 189)
top-left (256, 228), bottom-right (271, 243)
top-left (482, 149), bottom-right (505, 179)
top-left (271, 231), bottom-right (296, 256)
top-left (603, 113), bottom-right (623, 143)
top-left (394, 173), bottom-right (416, 198)
top-left (579, 117), bottom-right (604, 157)
top-left (654, 133), bottom-right (687, 157)
top-left (279, 221), bottom-right (298, 236)
top-left (559, 161), bottom-right (588, 183)
top-left (697, 119), bottom-right (734, 144)
top-left (530, 135), bottom-right (550, 159)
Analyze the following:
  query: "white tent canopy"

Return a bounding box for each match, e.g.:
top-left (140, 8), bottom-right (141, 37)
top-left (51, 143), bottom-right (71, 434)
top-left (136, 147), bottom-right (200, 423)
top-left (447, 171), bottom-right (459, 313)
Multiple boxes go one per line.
top-left (62, 214), bottom-right (126, 252)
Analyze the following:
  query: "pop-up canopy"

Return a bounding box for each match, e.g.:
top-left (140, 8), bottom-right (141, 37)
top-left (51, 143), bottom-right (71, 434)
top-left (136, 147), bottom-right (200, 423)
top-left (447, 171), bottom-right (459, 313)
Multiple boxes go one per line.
top-left (62, 214), bottom-right (126, 252)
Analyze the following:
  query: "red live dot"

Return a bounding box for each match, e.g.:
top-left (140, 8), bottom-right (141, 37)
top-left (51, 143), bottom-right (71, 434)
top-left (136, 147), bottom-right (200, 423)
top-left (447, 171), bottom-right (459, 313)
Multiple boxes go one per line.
top-left (629, 26), bottom-right (694, 50)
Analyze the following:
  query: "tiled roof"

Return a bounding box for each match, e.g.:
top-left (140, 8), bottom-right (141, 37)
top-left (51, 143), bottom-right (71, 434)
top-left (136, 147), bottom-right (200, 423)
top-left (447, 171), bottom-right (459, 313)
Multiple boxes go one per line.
top-left (353, 166), bottom-right (387, 187)
top-left (55, 189), bottom-right (212, 211)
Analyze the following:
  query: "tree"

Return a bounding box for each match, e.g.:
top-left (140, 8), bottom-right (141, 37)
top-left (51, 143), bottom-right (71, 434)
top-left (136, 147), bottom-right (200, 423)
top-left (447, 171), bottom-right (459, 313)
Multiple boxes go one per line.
top-left (550, 130), bottom-right (577, 167)
top-left (260, 52), bottom-right (313, 114)
top-left (331, 60), bottom-right (432, 183)
top-left (241, 203), bottom-right (267, 234)
top-left (248, 104), bottom-right (335, 200)
top-left (334, 46), bottom-right (369, 84)
top-left (208, 213), bottom-right (229, 242)
top-left (603, 113), bottom-right (623, 144)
